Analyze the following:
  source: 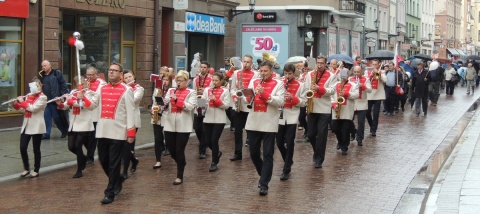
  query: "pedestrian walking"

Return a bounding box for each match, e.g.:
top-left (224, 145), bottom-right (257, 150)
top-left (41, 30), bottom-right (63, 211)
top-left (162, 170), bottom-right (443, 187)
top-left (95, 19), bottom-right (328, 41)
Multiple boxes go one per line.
top-left (465, 62), bottom-right (476, 95)
top-left (411, 62), bottom-right (431, 117)
top-left (96, 63), bottom-right (136, 204)
top-left (445, 63), bottom-right (458, 96)
top-left (13, 79), bottom-right (47, 178)
top-left (163, 70), bottom-right (196, 185)
top-left (428, 61), bottom-right (443, 105)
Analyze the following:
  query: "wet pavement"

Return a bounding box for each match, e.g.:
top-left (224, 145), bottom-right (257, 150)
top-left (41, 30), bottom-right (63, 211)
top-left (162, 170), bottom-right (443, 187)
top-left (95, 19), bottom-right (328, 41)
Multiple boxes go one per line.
top-left (0, 86), bottom-right (479, 213)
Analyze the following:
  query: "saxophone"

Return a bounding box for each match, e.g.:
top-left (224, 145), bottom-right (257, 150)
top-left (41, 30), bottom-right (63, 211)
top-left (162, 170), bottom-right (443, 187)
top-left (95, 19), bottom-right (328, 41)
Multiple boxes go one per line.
top-left (306, 70), bottom-right (317, 114)
top-left (335, 81), bottom-right (346, 119)
top-left (152, 85), bottom-right (163, 124)
top-left (235, 70), bottom-right (243, 112)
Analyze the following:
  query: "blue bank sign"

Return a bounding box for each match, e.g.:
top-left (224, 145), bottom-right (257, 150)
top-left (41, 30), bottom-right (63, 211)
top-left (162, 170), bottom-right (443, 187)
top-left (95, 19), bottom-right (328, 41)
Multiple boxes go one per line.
top-left (185, 12), bottom-right (226, 35)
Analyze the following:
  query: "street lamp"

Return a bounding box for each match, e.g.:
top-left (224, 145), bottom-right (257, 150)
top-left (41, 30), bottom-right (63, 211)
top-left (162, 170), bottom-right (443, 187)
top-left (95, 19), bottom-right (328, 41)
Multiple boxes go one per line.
top-left (388, 24), bottom-right (401, 39)
top-left (421, 33), bottom-right (432, 44)
top-left (409, 28), bottom-right (417, 39)
top-left (228, 0), bottom-right (255, 22)
top-left (299, 12), bottom-right (313, 37)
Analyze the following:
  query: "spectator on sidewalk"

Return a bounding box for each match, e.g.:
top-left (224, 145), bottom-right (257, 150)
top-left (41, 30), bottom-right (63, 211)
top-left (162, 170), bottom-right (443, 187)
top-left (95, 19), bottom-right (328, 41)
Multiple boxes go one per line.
top-left (37, 60), bottom-right (69, 139)
top-left (428, 61), bottom-right (442, 106)
top-left (457, 64), bottom-right (467, 87)
top-left (444, 63), bottom-right (458, 96)
top-left (412, 62), bottom-right (431, 117)
top-left (465, 62), bottom-right (476, 95)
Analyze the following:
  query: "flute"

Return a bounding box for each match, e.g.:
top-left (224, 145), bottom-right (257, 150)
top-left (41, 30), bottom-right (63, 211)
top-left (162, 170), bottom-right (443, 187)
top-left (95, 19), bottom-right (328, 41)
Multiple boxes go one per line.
top-left (1, 94), bottom-right (32, 105)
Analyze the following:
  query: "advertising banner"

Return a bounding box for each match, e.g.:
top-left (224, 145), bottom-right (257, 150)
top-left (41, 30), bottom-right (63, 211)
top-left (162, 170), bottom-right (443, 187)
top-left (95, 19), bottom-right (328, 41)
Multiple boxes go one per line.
top-left (185, 12), bottom-right (226, 35)
top-left (241, 25), bottom-right (289, 69)
top-left (329, 28), bottom-right (337, 56)
top-left (351, 32), bottom-right (360, 59)
top-left (339, 29), bottom-right (349, 56)
top-left (0, 46), bottom-right (16, 87)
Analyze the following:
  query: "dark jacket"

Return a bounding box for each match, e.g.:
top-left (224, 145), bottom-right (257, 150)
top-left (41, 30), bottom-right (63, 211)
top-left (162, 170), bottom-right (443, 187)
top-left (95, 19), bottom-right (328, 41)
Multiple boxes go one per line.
top-left (37, 69), bottom-right (69, 101)
top-left (412, 68), bottom-right (431, 98)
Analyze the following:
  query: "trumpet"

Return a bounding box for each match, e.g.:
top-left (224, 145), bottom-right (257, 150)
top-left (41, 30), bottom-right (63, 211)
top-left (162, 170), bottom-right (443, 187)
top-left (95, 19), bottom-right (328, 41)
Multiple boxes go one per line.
top-left (372, 71), bottom-right (381, 80)
top-left (247, 77), bottom-right (264, 109)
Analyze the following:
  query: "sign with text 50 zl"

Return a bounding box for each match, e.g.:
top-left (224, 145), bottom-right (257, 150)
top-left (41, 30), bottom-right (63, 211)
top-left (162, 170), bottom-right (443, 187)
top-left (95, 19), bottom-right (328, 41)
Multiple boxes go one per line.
top-left (185, 12), bottom-right (226, 35)
top-left (241, 25), bottom-right (289, 66)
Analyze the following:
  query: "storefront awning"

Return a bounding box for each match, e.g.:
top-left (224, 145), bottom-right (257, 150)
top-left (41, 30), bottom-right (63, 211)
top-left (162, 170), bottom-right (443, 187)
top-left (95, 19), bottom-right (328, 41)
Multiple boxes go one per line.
top-left (447, 48), bottom-right (460, 56)
top-left (455, 49), bottom-right (466, 56)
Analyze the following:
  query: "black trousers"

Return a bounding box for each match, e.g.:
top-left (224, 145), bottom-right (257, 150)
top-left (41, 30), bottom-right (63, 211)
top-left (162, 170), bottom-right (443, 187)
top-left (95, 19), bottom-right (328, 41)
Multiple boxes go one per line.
top-left (97, 138), bottom-right (125, 198)
top-left (123, 128), bottom-right (138, 173)
top-left (226, 107), bottom-right (234, 128)
top-left (247, 130), bottom-right (275, 188)
top-left (204, 123), bottom-right (225, 164)
top-left (298, 107), bottom-right (308, 134)
top-left (164, 131), bottom-right (190, 179)
top-left (446, 81), bottom-right (455, 95)
top-left (354, 110), bottom-right (367, 143)
top-left (194, 115), bottom-right (206, 154)
top-left (68, 131), bottom-right (89, 171)
top-left (366, 100), bottom-right (381, 133)
top-left (20, 133), bottom-right (42, 173)
top-left (86, 122), bottom-right (98, 158)
top-left (153, 124), bottom-right (164, 162)
top-left (307, 113), bottom-right (330, 165)
top-left (276, 124), bottom-right (296, 174)
top-left (232, 111), bottom-right (249, 156)
top-left (385, 86), bottom-right (396, 114)
top-left (332, 119), bottom-right (352, 152)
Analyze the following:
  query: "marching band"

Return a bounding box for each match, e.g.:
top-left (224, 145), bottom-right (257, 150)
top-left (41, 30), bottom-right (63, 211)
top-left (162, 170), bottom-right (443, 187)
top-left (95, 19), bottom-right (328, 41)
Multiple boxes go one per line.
top-left (10, 49), bottom-right (403, 202)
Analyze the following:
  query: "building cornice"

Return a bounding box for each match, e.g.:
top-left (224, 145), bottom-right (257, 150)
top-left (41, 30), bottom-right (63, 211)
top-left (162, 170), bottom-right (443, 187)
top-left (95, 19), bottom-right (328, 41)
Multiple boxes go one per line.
top-left (236, 5), bottom-right (364, 18)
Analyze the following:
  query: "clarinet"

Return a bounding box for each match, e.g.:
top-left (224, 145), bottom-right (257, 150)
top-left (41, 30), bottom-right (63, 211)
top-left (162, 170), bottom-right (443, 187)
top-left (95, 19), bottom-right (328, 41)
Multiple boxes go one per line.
top-left (160, 86), bottom-right (178, 115)
top-left (280, 78), bottom-right (291, 119)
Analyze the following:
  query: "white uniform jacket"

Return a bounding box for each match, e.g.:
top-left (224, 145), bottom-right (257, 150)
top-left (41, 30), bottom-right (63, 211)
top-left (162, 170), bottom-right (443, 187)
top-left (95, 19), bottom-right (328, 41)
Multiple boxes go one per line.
top-left (13, 93), bottom-right (47, 135)
top-left (365, 69), bottom-right (387, 100)
top-left (88, 78), bottom-right (107, 122)
top-left (331, 81), bottom-right (359, 120)
top-left (192, 74), bottom-right (212, 116)
top-left (162, 87), bottom-right (196, 133)
top-left (202, 86), bottom-right (231, 124)
top-left (95, 82), bottom-right (136, 140)
top-left (349, 76), bottom-right (372, 111)
top-left (129, 83), bottom-right (144, 128)
top-left (303, 70), bottom-right (337, 114)
top-left (245, 77), bottom-right (285, 133)
top-left (229, 69), bottom-right (259, 112)
top-left (279, 78), bottom-right (306, 125)
top-left (58, 90), bottom-right (99, 132)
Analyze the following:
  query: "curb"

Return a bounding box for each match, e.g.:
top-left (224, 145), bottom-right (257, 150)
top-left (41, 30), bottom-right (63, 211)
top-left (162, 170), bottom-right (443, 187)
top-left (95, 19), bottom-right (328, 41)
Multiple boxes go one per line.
top-left (394, 98), bottom-right (480, 213)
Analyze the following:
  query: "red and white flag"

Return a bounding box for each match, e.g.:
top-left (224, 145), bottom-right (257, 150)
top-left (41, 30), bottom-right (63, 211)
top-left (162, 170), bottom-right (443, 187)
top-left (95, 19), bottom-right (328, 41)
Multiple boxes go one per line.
top-left (394, 43), bottom-right (403, 69)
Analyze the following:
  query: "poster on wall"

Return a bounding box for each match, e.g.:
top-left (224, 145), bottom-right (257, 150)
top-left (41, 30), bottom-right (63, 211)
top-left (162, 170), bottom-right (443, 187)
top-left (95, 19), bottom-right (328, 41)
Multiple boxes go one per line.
top-left (0, 47), bottom-right (16, 87)
top-left (328, 28), bottom-right (337, 57)
top-left (339, 29), bottom-right (349, 56)
top-left (241, 25), bottom-right (289, 71)
top-left (351, 32), bottom-right (360, 59)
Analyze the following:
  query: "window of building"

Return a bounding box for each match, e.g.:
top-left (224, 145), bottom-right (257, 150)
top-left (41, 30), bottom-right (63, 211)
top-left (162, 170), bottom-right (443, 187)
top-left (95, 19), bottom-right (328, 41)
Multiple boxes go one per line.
top-left (0, 17), bottom-right (23, 114)
top-left (478, 30), bottom-right (480, 41)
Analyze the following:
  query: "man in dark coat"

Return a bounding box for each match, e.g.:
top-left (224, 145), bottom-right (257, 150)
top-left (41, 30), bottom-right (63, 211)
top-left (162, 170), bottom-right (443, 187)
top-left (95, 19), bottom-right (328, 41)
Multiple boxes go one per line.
top-left (412, 62), bottom-right (431, 117)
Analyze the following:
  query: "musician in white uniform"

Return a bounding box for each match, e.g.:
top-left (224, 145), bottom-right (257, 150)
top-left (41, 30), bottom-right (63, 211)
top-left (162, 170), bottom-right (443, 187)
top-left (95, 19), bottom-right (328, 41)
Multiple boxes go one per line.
top-left (349, 66), bottom-right (372, 146)
top-left (151, 73), bottom-right (173, 169)
top-left (365, 59), bottom-right (387, 137)
top-left (192, 61), bottom-right (212, 159)
top-left (13, 79), bottom-right (47, 178)
top-left (96, 63), bottom-right (136, 204)
top-left (229, 54), bottom-right (259, 161)
top-left (304, 56), bottom-right (337, 168)
top-left (56, 77), bottom-right (99, 178)
top-left (202, 73), bottom-right (231, 172)
top-left (331, 71), bottom-right (359, 155)
top-left (163, 70), bottom-right (197, 185)
top-left (122, 70), bottom-right (143, 179)
top-left (276, 63), bottom-right (306, 180)
top-left (85, 66), bottom-right (106, 163)
top-left (245, 61), bottom-right (285, 196)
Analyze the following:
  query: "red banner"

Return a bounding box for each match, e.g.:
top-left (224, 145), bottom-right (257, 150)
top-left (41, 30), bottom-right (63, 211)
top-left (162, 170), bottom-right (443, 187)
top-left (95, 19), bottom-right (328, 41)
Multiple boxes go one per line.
top-left (0, 0), bottom-right (29, 18)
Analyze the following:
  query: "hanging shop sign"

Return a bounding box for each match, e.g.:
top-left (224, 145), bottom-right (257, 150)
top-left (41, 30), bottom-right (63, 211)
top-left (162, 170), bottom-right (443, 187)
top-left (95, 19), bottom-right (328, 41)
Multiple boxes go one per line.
top-left (185, 12), bottom-right (226, 35)
top-left (76, 0), bottom-right (126, 9)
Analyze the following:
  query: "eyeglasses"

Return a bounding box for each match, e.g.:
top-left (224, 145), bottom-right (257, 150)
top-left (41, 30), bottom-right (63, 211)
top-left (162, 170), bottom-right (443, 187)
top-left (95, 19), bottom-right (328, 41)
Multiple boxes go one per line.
top-left (108, 69), bottom-right (120, 72)
top-left (176, 80), bottom-right (185, 83)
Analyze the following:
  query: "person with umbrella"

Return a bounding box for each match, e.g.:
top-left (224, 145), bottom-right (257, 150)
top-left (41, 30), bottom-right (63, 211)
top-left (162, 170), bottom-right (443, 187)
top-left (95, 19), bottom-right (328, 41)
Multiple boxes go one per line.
top-left (411, 62), bottom-right (431, 117)
top-left (427, 61), bottom-right (443, 106)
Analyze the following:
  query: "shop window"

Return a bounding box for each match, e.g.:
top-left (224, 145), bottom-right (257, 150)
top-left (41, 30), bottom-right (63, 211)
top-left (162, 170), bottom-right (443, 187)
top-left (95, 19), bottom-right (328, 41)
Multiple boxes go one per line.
top-left (0, 18), bottom-right (23, 114)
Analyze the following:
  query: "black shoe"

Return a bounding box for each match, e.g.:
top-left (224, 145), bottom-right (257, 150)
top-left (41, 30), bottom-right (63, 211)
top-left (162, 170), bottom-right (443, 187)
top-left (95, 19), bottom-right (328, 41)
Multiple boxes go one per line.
top-left (130, 158), bottom-right (139, 173)
top-left (244, 143), bottom-right (249, 147)
top-left (121, 173), bottom-right (128, 180)
top-left (73, 171), bottom-right (83, 178)
top-left (199, 153), bottom-right (206, 159)
top-left (416, 113), bottom-right (420, 117)
top-left (209, 163), bottom-right (218, 172)
top-left (371, 132), bottom-right (376, 137)
top-left (350, 135), bottom-right (355, 141)
top-left (164, 148), bottom-right (170, 156)
top-left (82, 159), bottom-right (87, 170)
top-left (86, 157), bottom-right (94, 164)
top-left (391, 112), bottom-right (395, 116)
top-left (358, 141), bottom-right (363, 146)
top-left (61, 132), bottom-right (67, 138)
top-left (424, 112), bottom-right (427, 116)
top-left (230, 155), bottom-right (242, 161)
top-left (42, 135), bottom-right (50, 140)
top-left (336, 143), bottom-right (340, 150)
top-left (341, 150), bottom-right (348, 155)
top-left (315, 162), bottom-right (322, 168)
top-left (259, 187), bottom-right (268, 196)
top-left (280, 173), bottom-right (290, 181)
top-left (100, 196), bottom-right (114, 204)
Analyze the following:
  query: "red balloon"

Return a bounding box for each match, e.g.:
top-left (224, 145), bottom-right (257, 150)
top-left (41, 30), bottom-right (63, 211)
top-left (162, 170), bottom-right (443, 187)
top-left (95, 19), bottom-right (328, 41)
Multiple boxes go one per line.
top-left (68, 37), bottom-right (76, 47)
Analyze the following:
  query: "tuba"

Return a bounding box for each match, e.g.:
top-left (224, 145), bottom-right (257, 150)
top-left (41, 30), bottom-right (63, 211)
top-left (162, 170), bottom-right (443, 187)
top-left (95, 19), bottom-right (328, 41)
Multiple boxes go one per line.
top-left (262, 52), bottom-right (277, 63)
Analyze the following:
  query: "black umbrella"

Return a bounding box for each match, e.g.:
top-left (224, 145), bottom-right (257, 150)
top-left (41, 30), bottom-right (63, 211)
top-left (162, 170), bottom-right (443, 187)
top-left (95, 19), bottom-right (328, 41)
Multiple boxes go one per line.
top-left (409, 58), bottom-right (424, 68)
top-left (464, 55), bottom-right (480, 61)
top-left (365, 50), bottom-right (395, 60)
top-left (411, 54), bottom-right (433, 61)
